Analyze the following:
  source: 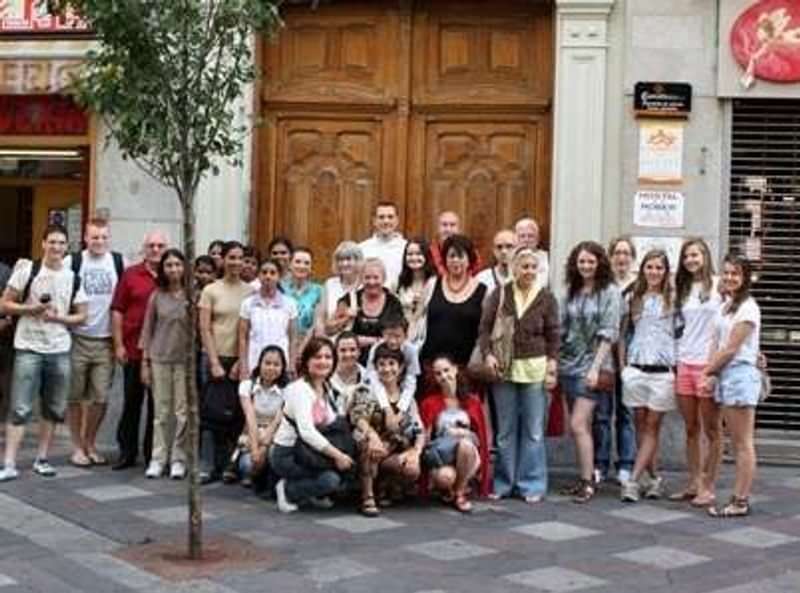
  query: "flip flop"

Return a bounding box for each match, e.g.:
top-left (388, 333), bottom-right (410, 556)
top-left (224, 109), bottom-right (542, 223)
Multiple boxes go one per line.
top-left (87, 452), bottom-right (108, 466)
top-left (70, 453), bottom-right (92, 467)
top-left (667, 490), bottom-right (698, 502)
top-left (690, 492), bottom-right (716, 508)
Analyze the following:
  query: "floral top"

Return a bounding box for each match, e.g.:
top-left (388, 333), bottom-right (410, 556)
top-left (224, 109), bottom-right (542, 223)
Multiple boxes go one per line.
top-left (559, 284), bottom-right (622, 377)
top-left (349, 384), bottom-right (423, 452)
top-left (280, 279), bottom-right (322, 336)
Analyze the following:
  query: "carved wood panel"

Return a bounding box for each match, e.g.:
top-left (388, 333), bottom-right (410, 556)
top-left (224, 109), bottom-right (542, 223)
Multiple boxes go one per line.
top-left (411, 118), bottom-right (550, 259)
top-left (272, 117), bottom-right (388, 276)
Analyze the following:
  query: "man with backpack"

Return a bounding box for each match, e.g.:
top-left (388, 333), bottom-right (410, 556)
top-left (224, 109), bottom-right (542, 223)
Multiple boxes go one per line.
top-left (64, 218), bottom-right (126, 467)
top-left (0, 224), bottom-right (88, 481)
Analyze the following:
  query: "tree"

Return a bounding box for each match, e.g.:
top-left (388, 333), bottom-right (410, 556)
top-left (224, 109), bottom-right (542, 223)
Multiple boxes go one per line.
top-left (51, 0), bottom-right (283, 559)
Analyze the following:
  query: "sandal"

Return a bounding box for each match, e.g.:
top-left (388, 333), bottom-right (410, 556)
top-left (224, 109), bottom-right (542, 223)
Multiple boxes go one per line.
top-left (87, 452), bottom-right (108, 466)
top-left (559, 480), bottom-right (583, 496)
top-left (572, 480), bottom-right (596, 504)
top-left (70, 452), bottom-right (92, 467)
top-left (454, 492), bottom-right (473, 513)
top-left (360, 496), bottom-right (380, 517)
top-left (708, 496), bottom-right (750, 518)
top-left (667, 489), bottom-right (698, 502)
top-left (690, 491), bottom-right (716, 508)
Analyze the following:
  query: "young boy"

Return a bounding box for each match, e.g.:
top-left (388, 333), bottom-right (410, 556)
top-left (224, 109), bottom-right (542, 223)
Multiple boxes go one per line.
top-left (241, 246), bottom-right (260, 285)
top-left (365, 316), bottom-right (420, 413)
top-left (194, 255), bottom-right (217, 293)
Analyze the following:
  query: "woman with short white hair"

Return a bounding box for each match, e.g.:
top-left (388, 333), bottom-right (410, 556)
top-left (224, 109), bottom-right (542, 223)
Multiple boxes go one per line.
top-left (316, 241), bottom-right (363, 338)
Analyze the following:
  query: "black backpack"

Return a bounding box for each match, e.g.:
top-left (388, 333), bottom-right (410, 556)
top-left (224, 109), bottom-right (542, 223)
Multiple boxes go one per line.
top-left (70, 251), bottom-right (124, 281)
top-left (21, 260), bottom-right (82, 308)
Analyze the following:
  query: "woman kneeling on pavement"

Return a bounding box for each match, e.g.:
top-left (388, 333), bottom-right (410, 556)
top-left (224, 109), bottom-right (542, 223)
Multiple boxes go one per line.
top-left (233, 345), bottom-right (288, 491)
top-left (350, 343), bottom-right (425, 517)
top-left (620, 250), bottom-right (676, 502)
top-left (270, 337), bottom-right (355, 513)
top-left (419, 355), bottom-right (489, 512)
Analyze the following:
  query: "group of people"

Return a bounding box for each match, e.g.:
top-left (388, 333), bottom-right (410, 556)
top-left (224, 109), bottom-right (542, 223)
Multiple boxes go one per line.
top-left (0, 202), bottom-right (763, 520)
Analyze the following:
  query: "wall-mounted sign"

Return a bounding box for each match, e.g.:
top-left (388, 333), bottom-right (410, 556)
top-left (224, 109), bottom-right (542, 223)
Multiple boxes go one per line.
top-left (0, 95), bottom-right (88, 136)
top-left (633, 190), bottom-right (685, 228)
top-left (638, 120), bottom-right (684, 184)
top-left (0, 60), bottom-right (82, 94)
top-left (634, 82), bottom-right (692, 116)
top-left (731, 0), bottom-right (800, 89)
top-left (0, 0), bottom-right (90, 35)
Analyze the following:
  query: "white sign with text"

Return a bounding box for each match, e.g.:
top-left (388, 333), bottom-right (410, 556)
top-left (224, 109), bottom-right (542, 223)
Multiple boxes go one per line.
top-left (633, 190), bottom-right (685, 228)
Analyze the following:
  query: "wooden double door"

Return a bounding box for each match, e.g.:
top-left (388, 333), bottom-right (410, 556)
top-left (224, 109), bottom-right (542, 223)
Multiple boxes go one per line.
top-left (253, 0), bottom-right (554, 275)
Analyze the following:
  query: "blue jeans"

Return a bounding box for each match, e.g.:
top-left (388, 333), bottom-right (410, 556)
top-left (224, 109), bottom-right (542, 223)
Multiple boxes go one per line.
top-left (592, 377), bottom-right (636, 474)
top-left (10, 350), bottom-right (71, 425)
top-left (492, 380), bottom-right (548, 497)
top-left (269, 444), bottom-right (342, 504)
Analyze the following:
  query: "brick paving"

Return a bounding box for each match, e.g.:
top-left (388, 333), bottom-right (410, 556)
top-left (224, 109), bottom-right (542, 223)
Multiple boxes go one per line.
top-left (0, 431), bottom-right (799, 593)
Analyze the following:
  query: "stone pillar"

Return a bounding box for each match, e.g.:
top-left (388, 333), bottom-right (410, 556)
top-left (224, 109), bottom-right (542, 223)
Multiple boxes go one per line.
top-left (550, 0), bottom-right (616, 288)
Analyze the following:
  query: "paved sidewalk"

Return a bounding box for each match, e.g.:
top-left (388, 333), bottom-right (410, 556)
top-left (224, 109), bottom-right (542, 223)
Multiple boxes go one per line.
top-left (0, 433), bottom-right (799, 593)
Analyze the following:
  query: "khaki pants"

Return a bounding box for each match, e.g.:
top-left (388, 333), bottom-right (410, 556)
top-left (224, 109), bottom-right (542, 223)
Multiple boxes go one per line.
top-left (151, 362), bottom-right (188, 465)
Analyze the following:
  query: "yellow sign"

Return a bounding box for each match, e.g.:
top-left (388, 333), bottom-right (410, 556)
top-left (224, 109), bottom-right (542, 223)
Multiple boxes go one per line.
top-left (0, 59), bottom-right (82, 94)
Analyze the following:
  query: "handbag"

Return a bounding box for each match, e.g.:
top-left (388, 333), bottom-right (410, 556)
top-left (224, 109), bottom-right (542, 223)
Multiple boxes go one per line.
top-left (758, 369), bottom-right (772, 403)
top-left (468, 283), bottom-right (513, 383)
top-left (200, 377), bottom-right (243, 428)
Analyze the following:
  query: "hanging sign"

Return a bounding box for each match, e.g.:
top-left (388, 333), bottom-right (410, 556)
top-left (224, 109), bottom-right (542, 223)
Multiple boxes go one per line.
top-left (633, 190), bottom-right (685, 228)
top-left (0, 0), bottom-right (90, 35)
top-left (634, 82), bottom-right (692, 116)
top-left (731, 0), bottom-right (800, 89)
top-left (638, 120), bottom-right (684, 184)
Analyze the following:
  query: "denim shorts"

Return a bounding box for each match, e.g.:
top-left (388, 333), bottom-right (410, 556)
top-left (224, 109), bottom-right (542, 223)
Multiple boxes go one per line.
top-left (10, 349), bottom-right (71, 425)
top-left (559, 374), bottom-right (610, 405)
top-left (716, 363), bottom-right (760, 408)
top-left (422, 434), bottom-right (479, 469)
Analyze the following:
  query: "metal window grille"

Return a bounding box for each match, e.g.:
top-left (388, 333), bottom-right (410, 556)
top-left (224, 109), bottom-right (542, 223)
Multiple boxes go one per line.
top-left (729, 99), bottom-right (800, 431)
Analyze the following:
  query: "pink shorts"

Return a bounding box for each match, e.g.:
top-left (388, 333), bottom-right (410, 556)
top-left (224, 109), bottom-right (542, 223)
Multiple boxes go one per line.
top-left (675, 362), bottom-right (711, 397)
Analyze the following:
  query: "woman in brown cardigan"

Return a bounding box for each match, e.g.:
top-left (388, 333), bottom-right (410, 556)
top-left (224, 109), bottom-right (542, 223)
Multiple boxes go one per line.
top-left (479, 246), bottom-right (560, 503)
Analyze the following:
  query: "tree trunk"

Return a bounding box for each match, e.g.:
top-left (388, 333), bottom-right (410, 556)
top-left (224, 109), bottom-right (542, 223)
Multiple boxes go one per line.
top-left (181, 187), bottom-right (202, 560)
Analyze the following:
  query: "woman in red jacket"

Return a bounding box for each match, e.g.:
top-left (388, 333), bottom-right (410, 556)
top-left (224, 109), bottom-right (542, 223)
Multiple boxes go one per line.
top-left (419, 355), bottom-right (490, 512)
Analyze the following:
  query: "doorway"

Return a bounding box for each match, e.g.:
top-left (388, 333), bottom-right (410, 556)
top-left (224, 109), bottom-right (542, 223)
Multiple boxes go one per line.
top-left (253, 0), bottom-right (554, 275)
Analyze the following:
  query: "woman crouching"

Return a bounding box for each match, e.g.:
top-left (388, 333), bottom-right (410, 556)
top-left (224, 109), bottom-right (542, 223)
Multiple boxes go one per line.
top-left (350, 343), bottom-right (425, 517)
top-left (270, 337), bottom-right (355, 513)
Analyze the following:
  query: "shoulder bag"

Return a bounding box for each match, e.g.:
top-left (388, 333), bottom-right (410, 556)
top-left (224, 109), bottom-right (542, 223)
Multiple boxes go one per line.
top-left (468, 283), bottom-right (513, 383)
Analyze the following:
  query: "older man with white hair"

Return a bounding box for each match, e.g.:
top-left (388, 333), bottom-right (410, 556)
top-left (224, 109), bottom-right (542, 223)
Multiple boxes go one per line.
top-left (514, 217), bottom-right (549, 287)
top-left (110, 230), bottom-right (169, 470)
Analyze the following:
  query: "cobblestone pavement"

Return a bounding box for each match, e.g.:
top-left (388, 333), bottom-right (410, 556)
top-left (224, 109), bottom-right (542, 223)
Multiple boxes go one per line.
top-left (0, 433), bottom-right (799, 593)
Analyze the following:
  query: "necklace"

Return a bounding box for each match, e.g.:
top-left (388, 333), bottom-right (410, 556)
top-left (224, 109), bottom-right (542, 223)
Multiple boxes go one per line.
top-left (445, 274), bottom-right (469, 294)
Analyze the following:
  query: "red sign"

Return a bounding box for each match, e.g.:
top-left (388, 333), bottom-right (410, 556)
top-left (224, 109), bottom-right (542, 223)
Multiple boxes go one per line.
top-left (0, 95), bottom-right (88, 135)
top-left (731, 0), bottom-right (800, 88)
top-left (0, 0), bottom-right (90, 34)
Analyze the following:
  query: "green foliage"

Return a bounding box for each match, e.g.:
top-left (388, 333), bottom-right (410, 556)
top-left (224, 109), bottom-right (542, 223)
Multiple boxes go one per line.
top-left (53, 0), bottom-right (282, 199)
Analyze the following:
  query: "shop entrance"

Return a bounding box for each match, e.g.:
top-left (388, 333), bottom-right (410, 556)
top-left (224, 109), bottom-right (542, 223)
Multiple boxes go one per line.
top-left (728, 99), bottom-right (800, 444)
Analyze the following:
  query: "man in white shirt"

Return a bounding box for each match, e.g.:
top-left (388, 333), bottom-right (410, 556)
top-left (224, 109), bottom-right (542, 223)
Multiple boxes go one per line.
top-left (0, 224), bottom-right (88, 481)
top-left (359, 201), bottom-right (407, 290)
top-left (515, 217), bottom-right (549, 287)
top-left (476, 229), bottom-right (517, 294)
top-left (64, 218), bottom-right (126, 467)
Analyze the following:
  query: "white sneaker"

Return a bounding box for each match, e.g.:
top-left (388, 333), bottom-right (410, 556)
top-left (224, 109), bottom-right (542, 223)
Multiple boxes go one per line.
top-left (0, 466), bottom-right (19, 482)
top-left (644, 475), bottom-right (664, 500)
top-left (616, 469), bottom-right (632, 485)
top-left (593, 469), bottom-right (606, 484)
top-left (620, 479), bottom-right (640, 503)
top-left (145, 461), bottom-right (163, 479)
top-left (32, 458), bottom-right (56, 477)
top-left (169, 461), bottom-right (186, 480)
top-left (275, 479), bottom-right (298, 513)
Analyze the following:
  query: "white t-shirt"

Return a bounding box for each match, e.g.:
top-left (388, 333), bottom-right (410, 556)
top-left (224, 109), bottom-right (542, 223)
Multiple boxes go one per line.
top-left (715, 297), bottom-right (761, 366)
top-left (359, 233), bottom-right (407, 290)
top-left (239, 291), bottom-right (298, 373)
top-left (65, 251), bottom-right (122, 339)
top-left (476, 266), bottom-right (510, 295)
top-left (677, 279), bottom-right (722, 364)
top-left (7, 259), bottom-right (88, 354)
top-left (238, 379), bottom-right (284, 423)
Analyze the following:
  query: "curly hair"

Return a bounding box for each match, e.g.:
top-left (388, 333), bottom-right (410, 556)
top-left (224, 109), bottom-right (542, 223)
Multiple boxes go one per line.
top-left (564, 241), bottom-right (612, 301)
top-left (442, 234), bottom-right (478, 269)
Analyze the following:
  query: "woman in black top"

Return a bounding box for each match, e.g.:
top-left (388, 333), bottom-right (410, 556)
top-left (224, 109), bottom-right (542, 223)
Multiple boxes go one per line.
top-left (419, 235), bottom-right (487, 389)
top-left (335, 258), bottom-right (403, 366)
